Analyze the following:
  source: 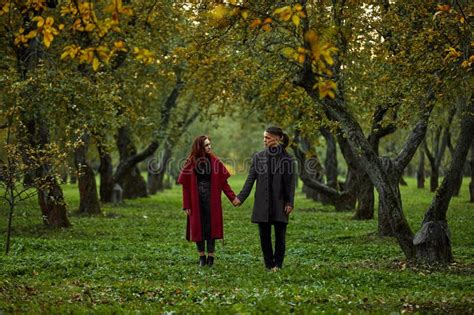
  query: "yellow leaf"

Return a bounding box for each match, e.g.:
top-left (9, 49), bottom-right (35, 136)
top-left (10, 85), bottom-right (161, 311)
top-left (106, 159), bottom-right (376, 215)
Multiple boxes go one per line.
top-left (250, 19), bottom-right (262, 29)
top-left (212, 4), bottom-right (228, 20)
top-left (262, 24), bottom-right (272, 32)
top-left (292, 15), bottom-right (300, 26)
top-left (230, 8), bottom-right (240, 17)
top-left (45, 17), bottom-right (54, 26)
top-left (437, 4), bottom-right (450, 12)
top-left (96, 46), bottom-right (110, 62)
top-left (274, 6), bottom-right (290, 15)
top-left (85, 23), bottom-right (96, 32)
top-left (241, 10), bottom-right (249, 20)
top-left (60, 51), bottom-right (70, 60)
top-left (281, 47), bottom-right (296, 58)
top-left (43, 32), bottom-right (53, 48)
top-left (1, 3), bottom-right (10, 15)
top-left (274, 6), bottom-right (292, 21)
top-left (14, 36), bottom-right (22, 46)
top-left (25, 30), bottom-right (37, 39)
top-left (304, 30), bottom-right (318, 44)
top-left (298, 53), bottom-right (306, 63)
top-left (315, 80), bottom-right (337, 99)
top-left (92, 57), bottom-right (100, 71)
top-left (33, 16), bottom-right (45, 28)
top-left (322, 48), bottom-right (335, 65)
top-left (114, 40), bottom-right (125, 49)
top-left (294, 4), bottom-right (303, 11)
top-left (263, 18), bottom-right (272, 24)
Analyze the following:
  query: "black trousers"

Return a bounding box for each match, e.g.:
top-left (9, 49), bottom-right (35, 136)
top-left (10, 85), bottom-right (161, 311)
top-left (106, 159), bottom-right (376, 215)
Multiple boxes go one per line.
top-left (258, 222), bottom-right (287, 269)
top-left (196, 180), bottom-right (215, 253)
top-left (196, 239), bottom-right (215, 253)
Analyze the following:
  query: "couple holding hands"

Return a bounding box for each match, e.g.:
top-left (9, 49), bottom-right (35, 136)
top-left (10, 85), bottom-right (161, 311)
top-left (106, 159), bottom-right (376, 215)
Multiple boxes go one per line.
top-left (178, 127), bottom-right (296, 270)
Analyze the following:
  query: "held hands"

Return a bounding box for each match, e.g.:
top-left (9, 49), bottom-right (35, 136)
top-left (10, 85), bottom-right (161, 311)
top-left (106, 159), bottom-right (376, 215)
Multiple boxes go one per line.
top-left (232, 197), bottom-right (241, 207)
top-left (284, 204), bottom-right (293, 215)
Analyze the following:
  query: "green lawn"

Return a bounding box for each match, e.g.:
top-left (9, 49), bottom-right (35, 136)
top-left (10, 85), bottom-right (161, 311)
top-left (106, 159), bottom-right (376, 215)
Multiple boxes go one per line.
top-left (0, 176), bottom-right (473, 313)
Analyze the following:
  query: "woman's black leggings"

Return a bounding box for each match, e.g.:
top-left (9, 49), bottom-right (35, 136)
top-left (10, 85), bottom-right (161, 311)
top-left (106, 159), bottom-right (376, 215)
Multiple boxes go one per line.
top-left (196, 239), bottom-right (215, 253)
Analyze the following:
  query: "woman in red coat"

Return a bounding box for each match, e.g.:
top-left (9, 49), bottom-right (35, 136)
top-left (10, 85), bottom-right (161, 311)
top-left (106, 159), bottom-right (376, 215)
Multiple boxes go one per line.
top-left (178, 135), bottom-right (238, 267)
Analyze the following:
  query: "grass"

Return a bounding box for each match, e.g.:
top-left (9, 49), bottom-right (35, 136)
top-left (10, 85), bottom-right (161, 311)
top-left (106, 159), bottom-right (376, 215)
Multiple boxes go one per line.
top-left (0, 176), bottom-right (473, 314)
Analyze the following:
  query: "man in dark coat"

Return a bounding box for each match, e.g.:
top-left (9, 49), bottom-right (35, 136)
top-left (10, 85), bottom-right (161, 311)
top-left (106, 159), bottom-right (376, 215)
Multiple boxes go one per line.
top-left (235, 127), bottom-right (296, 270)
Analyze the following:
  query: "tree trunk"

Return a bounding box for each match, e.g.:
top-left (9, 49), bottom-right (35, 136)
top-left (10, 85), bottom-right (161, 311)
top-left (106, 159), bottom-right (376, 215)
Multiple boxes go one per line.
top-left (452, 175), bottom-right (463, 197)
top-left (337, 134), bottom-right (369, 216)
top-left (291, 137), bottom-right (324, 202)
top-left (147, 169), bottom-right (164, 195)
top-left (115, 127), bottom-right (148, 199)
top-left (148, 146), bottom-right (172, 195)
top-left (74, 133), bottom-right (101, 215)
top-left (354, 104), bottom-right (396, 221)
top-left (320, 128), bottom-right (339, 205)
top-left (414, 102), bottom-right (474, 264)
top-left (37, 176), bottom-right (70, 228)
top-left (417, 147), bottom-right (425, 188)
top-left (69, 175), bottom-right (77, 184)
top-left (425, 122), bottom-right (451, 193)
top-left (377, 158), bottom-right (404, 236)
top-left (121, 167), bottom-right (148, 199)
top-left (147, 104), bottom-right (199, 195)
top-left (303, 183), bottom-right (321, 201)
top-left (320, 128), bottom-right (338, 188)
top-left (31, 119), bottom-right (70, 228)
top-left (293, 142), bottom-right (352, 210)
top-left (306, 154), bottom-right (324, 203)
top-left (97, 144), bottom-right (114, 203)
top-left (353, 172), bottom-right (374, 220)
top-left (446, 128), bottom-right (464, 197)
top-left (60, 167), bottom-right (68, 184)
top-left (430, 167), bottom-right (439, 192)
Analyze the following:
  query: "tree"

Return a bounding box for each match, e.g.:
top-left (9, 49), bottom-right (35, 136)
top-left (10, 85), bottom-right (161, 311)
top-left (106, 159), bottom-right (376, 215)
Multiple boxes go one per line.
top-left (417, 146), bottom-right (425, 189)
top-left (204, 0), bottom-right (472, 263)
top-left (0, 1), bottom-right (72, 227)
top-left (423, 108), bottom-right (456, 192)
top-left (0, 109), bottom-right (44, 253)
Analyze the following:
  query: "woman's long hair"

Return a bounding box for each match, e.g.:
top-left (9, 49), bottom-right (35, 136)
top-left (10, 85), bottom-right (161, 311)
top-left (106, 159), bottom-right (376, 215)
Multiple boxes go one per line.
top-left (185, 135), bottom-right (214, 166)
top-left (266, 126), bottom-right (290, 149)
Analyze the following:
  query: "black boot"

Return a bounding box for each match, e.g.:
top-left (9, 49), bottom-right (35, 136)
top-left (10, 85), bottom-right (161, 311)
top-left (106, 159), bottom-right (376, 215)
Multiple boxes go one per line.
top-left (207, 256), bottom-right (214, 267)
top-left (199, 255), bottom-right (206, 267)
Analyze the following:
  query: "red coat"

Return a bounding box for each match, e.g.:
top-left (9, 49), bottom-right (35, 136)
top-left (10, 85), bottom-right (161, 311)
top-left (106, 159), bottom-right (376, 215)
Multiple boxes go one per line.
top-left (177, 155), bottom-right (236, 242)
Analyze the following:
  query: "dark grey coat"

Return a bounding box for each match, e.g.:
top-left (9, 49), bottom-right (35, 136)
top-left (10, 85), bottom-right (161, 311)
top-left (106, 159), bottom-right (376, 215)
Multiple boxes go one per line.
top-left (237, 148), bottom-right (296, 224)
